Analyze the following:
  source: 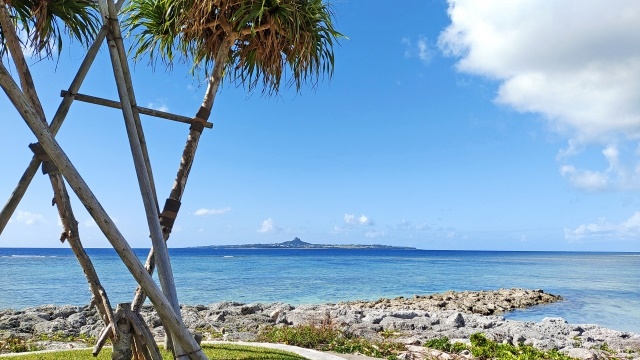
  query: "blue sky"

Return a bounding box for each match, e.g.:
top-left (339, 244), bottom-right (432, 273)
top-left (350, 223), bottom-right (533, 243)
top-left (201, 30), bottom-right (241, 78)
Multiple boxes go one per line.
top-left (2, 0), bottom-right (640, 251)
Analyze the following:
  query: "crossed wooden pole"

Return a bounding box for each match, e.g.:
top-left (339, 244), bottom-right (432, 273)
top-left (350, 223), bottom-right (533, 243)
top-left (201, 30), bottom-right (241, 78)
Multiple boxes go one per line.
top-left (0, 0), bottom-right (211, 359)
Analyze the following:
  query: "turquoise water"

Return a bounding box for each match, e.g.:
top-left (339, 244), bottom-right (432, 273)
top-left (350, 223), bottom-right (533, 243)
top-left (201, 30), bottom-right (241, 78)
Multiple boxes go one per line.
top-left (1, 248), bottom-right (639, 333)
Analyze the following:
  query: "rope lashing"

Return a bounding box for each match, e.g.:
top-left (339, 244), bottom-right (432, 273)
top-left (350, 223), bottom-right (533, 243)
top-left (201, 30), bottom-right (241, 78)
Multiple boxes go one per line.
top-left (189, 106), bottom-right (211, 134)
top-left (159, 198), bottom-right (181, 231)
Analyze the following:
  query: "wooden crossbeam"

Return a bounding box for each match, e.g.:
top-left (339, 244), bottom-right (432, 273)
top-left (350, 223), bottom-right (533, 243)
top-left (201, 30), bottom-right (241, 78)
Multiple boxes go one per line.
top-left (60, 90), bottom-right (213, 129)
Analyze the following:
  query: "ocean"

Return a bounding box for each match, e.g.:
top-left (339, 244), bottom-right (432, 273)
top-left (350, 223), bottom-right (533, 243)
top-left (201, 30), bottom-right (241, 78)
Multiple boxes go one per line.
top-left (1, 248), bottom-right (639, 334)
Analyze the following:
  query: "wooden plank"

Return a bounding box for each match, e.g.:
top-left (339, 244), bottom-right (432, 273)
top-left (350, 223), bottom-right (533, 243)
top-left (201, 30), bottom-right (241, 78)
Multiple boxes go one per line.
top-left (0, 62), bottom-right (206, 360)
top-left (59, 91), bottom-right (213, 128)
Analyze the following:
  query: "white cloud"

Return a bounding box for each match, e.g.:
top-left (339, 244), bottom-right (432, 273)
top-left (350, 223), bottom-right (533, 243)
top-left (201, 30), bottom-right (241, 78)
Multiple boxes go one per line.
top-left (343, 214), bottom-right (374, 226)
top-left (559, 145), bottom-right (640, 191)
top-left (83, 218), bottom-right (97, 228)
top-left (358, 215), bottom-right (373, 226)
top-left (10, 210), bottom-right (43, 225)
top-left (344, 214), bottom-right (356, 224)
top-left (560, 165), bottom-right (608, 191)
top-left (439, 0), bottom-right (640, 190)
top-left (147, 101), bottom-right (169, 112)
top-left (402, 36), bottom-right (432, 64)
top-left (257, 218), bottom-right (281, 234)
top-left (439, 0), bottom-right (640, 142)
top-left (564, 211), bottom-right (640, 242)
top-left (194, 207), bottom-right (231, 216)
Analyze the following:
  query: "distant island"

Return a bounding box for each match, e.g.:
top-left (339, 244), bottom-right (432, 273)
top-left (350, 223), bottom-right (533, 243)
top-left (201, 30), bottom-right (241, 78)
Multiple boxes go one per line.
top-left (192, 237), bottom-right (416, 250)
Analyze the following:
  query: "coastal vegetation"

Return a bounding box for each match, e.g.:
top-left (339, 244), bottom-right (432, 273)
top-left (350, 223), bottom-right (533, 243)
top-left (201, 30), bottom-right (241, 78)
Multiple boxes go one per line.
top-left (425, 334), bottom-right (577, 360)
top-left (258, 323), bottom-right (405, 359)
top-left (0, 343), bottom-right (306, 359)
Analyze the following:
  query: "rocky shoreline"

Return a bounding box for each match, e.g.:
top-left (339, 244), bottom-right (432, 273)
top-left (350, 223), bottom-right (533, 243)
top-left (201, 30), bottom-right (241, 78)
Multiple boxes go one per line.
top-left (1, 288), bottom-right (639, 359)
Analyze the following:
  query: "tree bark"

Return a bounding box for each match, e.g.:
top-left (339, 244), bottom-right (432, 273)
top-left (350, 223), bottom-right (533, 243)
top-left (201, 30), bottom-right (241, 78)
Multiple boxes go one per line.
top-left (131, 40), bottom-right (232, 310)
top-left (0, 3), bottom-right (120, 235)
top-left (98, 0), bottom-right (188, 357)
top-left (0, 1), bottom-right (116, 338)
top-left (112, 303), bottom-right (133, 360)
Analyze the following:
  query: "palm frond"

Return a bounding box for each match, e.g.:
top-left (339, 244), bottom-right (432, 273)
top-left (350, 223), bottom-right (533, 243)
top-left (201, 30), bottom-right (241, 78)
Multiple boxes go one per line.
top-left (125, 0), bottom-right (343, 95)
top-left (1, 0), bottom-right (100, 58)
top-left (122, 0), bottom-right (190, 69)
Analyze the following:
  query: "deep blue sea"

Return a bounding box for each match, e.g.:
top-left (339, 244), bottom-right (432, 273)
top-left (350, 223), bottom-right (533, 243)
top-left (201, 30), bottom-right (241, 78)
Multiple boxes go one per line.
top-left (1, 248), bottom-right (639, 334)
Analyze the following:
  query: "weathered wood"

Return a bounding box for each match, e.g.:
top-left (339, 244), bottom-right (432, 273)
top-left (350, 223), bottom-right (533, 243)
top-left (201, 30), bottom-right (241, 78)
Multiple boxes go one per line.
top-left (0, 3), bottom-right (45, 121)
top-left (105, 7), bottom-right (159, 219)
top-left (0, 6), bottom-right (118, 234)
top-left (59, 91), bottom-right (213, 128)
top-left (98, 1), bottom-right (187, 357)
top-left (112, 304), bottom-right (133, 360)
top-left (0, 63), bottom-right (206, 360)
top-left (130, 312), bottom-right (163, 360)
top-left (131, 44), bottom-right (230, 312)
top-left (49, 175), bottom-right (117, 338)
top-left (131, 332), bottom-right (142, 360)
top-left (0, 2), bottom-right (116, 341)
top-left (93, 324), bottom-right (113, 356)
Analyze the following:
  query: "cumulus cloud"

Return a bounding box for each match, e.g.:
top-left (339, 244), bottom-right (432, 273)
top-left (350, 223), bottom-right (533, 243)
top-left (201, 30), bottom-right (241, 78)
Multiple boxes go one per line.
top-left (559, 145), bottom-right (640, 191)
top-left (402, 36), bottom-right (432, 64)
top-left (331, 214), bottom-right (374, 235)
top-left (564, 212), bottom-right (640, 241)
top-left (439, 0), bottom-right (640, 141)
top-left (10, 210), bottom-right (43, 225)
top-left (147, 101), bottom-right (169, 112)
top-left (194, 207), bottom-right (231, 216)
top-left (257, 218), bottom-right (281, 234)
top-left (439, 0), bottom-right (640, 190)
top-left (344, 214), bottom-right (374, 226)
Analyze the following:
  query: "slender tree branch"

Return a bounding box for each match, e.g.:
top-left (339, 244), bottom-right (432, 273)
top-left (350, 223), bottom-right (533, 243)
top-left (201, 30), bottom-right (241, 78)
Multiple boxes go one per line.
top-left (240, 22), bottom-right (271, 36)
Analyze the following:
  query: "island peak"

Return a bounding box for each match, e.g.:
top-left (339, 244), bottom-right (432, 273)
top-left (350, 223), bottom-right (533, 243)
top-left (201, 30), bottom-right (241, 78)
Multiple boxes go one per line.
top-left (193, 238), bottom-right (415, 250)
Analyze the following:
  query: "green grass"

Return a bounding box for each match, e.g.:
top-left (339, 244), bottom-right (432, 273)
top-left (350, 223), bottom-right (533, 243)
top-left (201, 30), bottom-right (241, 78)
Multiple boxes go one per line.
top-left (258, 324), bottom-right (405, 359)
top-left (0, 343), bottom-right (306, 360)
top-left (425, 333), bottom-right (577, 360)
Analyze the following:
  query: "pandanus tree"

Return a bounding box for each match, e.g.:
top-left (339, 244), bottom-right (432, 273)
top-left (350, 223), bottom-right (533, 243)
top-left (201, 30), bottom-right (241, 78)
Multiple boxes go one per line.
top-left (123, 0), bottom-right (343, 308)
top-left (0, 0), bottom-right (122, 340)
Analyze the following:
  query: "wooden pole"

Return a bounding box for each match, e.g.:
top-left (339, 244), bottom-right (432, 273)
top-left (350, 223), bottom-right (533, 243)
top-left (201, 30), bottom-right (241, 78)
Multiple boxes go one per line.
top-left (59, 91), bottom-right (213, 128)
top-left (0, 2), bottom-right (116, 338)
top-left (97, 0), bottom-right (186, 357)
top-left (112, 303), bottom-right (133, 360)
top-left (0, 0), bottom-right (123, 234)
top-left (0, 63), bottom-right (206, 360)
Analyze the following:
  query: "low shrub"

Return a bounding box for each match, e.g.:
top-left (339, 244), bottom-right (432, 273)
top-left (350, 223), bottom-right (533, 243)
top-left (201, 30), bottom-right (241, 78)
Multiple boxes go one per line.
top-left (258, 323), bottom-right (405, 359)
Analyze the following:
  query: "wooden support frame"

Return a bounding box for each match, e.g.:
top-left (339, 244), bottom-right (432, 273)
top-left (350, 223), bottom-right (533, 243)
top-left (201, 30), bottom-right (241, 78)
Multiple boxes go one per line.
top-left (59, 91), bottom-right (213, 128)
top-left (0, 63), bottom-right (206, 359)
top-left (0, 0), bottom-right (118, 342)
top-left (0, 2), bottom-right (207, 359)
top-left (1, 0), bottom-right (214, 358)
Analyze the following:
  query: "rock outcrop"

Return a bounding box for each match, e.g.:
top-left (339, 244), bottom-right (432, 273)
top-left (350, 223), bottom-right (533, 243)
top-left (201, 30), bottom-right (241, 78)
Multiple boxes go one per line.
top-left (1, 289), bottom-right (638, 359)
